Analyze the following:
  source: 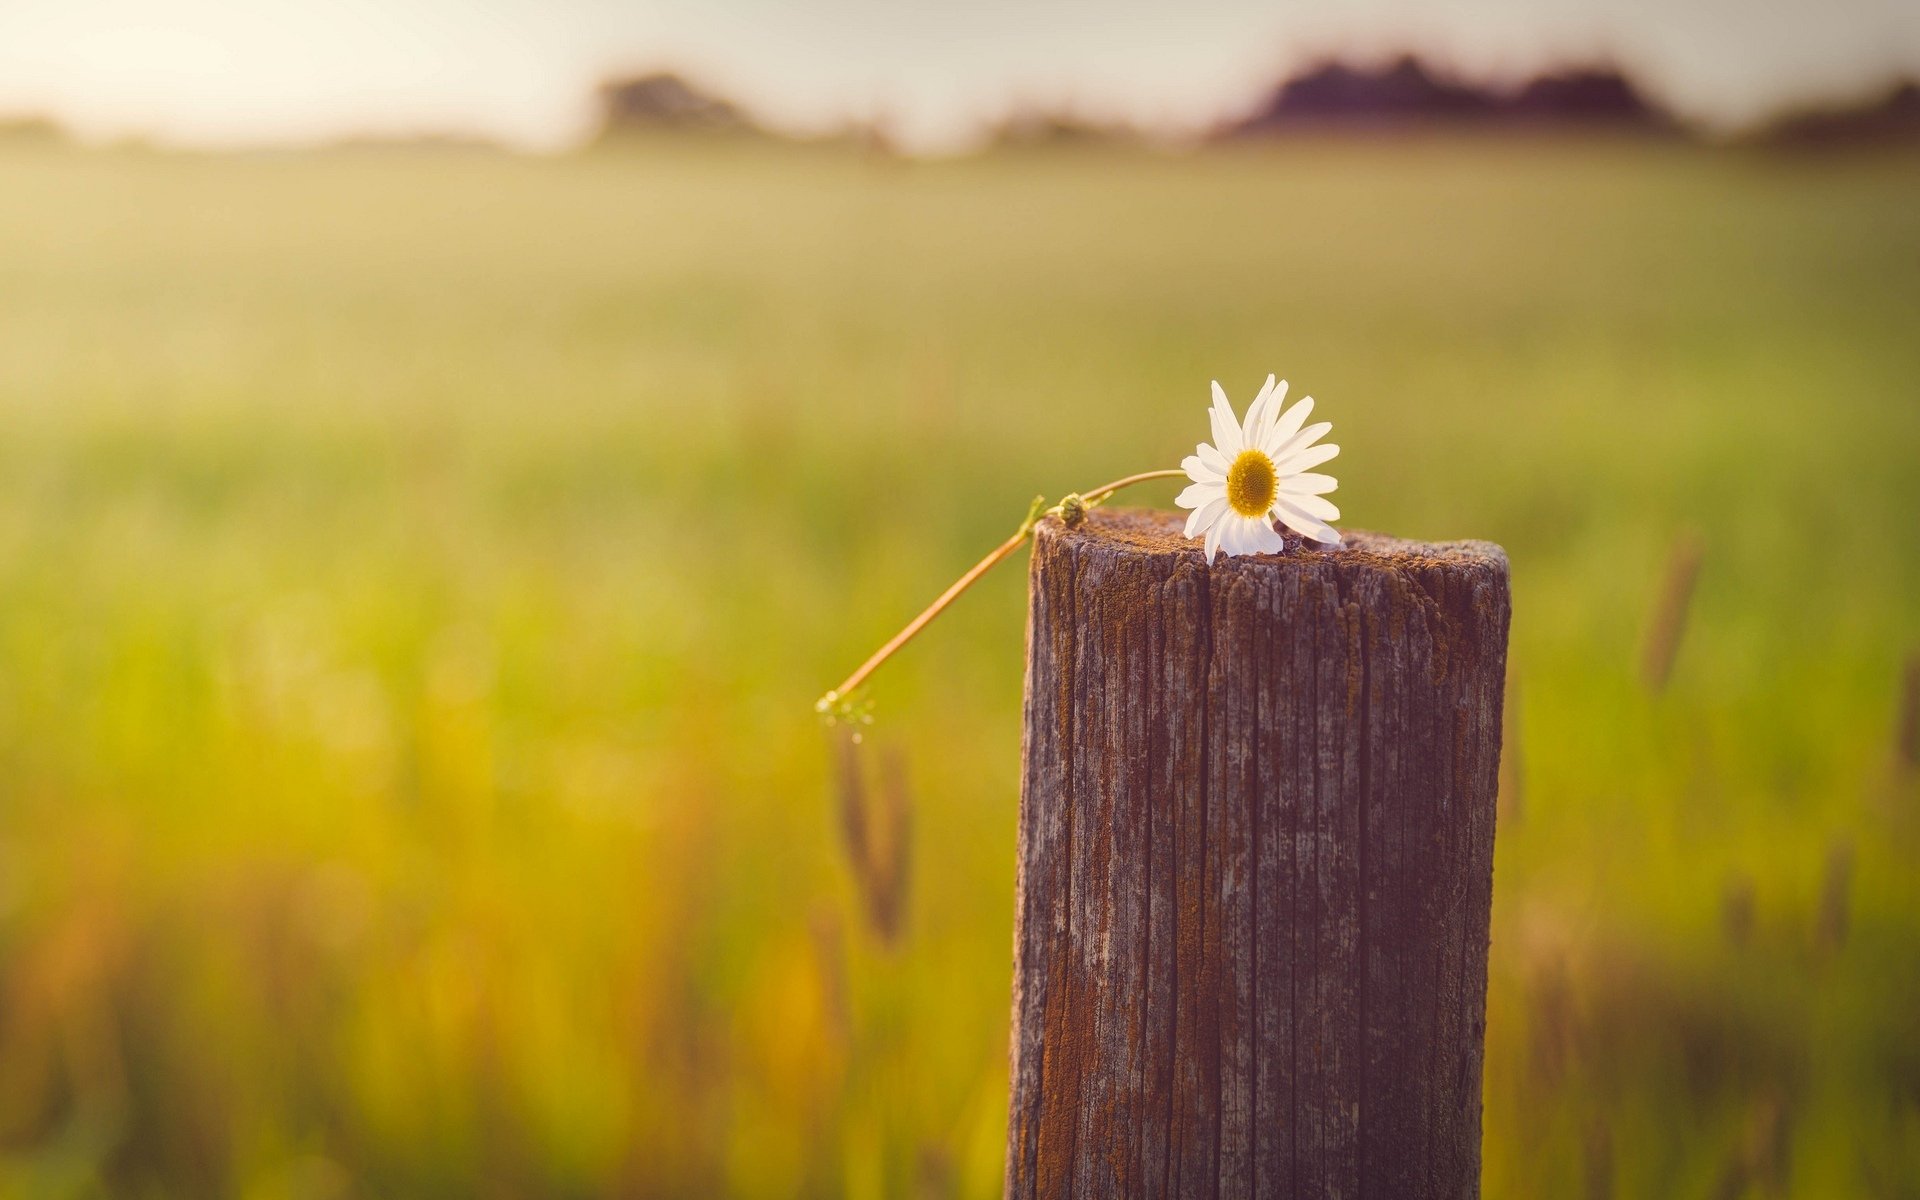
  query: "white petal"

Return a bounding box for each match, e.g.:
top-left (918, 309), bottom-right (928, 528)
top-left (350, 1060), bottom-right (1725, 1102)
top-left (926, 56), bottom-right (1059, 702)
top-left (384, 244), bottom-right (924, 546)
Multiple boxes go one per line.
top-left (1184, 497), bottom-right (1228, 538)
top-left (1275, 442), bottom-right (1340, 474)
top-left (1261, 394), bottom-right (1314, 455)
top-left (1209, 382), bottom-right (1243, 455)
top-left (1228, 518), bottom-right (1259, 556)
top-left (1279, 493), bottom-right (1340, 522)
top-left (1197, 443), bottom-right (1231, 475)
top-left (1245, 518), bottom-right (1286, 555)
top-left (1181, 454), bottom-right (1224, 484)
top-left (1274, 499), bottom-right (1338, 543)
top-left (1176, 480), bottom-right (1223, 509)
top-left (1214, 523), bottom-right (1239, 558)
top-left (1204, 519), bottom-right (1224, 563)
top-left (1280, 472), bottom-right (1338, 496)
top-left (1240, 374), bottom-right (1278, 445)
top-left (1268, 420), bottom-right (1331, 462)
top-left (1261, 379), bottom-right (1289, 436)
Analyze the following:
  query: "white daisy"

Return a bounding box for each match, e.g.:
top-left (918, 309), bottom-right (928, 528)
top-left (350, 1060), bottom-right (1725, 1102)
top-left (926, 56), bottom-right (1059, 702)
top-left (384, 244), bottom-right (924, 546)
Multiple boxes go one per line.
top-left (1175, 375), bottom-right (1341, 562)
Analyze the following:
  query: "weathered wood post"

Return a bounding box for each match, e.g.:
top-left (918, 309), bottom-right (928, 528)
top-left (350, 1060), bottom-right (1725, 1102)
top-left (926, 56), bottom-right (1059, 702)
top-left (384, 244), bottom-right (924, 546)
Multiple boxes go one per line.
top-left (1006, 508), bottom-right (1510, 1199)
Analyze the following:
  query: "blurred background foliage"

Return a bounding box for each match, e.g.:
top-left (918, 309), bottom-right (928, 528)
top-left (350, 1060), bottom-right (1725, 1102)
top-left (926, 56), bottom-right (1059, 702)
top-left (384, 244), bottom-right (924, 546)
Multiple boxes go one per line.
top-left (0, 122), bottom-right (1916, 1197)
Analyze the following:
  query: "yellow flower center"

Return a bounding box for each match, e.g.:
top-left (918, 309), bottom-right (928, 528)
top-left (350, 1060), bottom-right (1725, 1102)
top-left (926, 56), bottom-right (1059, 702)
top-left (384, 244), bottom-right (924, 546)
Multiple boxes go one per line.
top-left (1225, 448), bottom-right (1277, 517)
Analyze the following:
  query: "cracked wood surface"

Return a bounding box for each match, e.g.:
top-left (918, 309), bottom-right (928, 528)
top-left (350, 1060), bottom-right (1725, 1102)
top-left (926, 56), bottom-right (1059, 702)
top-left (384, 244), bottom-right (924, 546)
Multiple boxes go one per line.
top-left (1006, 507), bottom-right (1510, 1200)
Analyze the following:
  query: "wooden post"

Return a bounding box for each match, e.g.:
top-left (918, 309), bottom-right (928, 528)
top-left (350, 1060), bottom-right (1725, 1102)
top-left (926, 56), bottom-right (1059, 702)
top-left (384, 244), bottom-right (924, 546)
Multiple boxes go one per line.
top-left (1006, 508), bottom-right (1511, 1199)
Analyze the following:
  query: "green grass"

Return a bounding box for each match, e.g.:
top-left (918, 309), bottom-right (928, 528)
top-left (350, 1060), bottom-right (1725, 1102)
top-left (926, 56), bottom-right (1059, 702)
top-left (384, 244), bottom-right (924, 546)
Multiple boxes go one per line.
top-left (0, 136), bottom-right (1916, 1197)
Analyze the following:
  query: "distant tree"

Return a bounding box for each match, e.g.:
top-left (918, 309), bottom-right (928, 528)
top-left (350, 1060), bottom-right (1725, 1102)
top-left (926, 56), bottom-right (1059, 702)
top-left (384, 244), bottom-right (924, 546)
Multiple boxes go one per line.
top-left (1225, 56), bottom-right (1499, 135)
top-left (1218, 55), bottom-right (1681, 139)
top-left (1504, 69), bottom-right (1675, 130)
top-left (988, 109), bottom-right (1141, 151)
top-left (594, 72), bottom-right (761, 141)
top-left (321, 131), bottom-right (504, 154)
top-left (1759, 81), bottom-right (1920, 147)
top-left (0, 115), bottom-right (67, 145)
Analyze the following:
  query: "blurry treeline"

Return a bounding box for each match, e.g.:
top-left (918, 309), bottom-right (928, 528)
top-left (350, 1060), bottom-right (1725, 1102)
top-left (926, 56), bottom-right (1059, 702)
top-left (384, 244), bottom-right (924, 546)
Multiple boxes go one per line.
top-left (5, 57), bottom-right (1920, 156)
top-left (583, 58), bottom-right (1920, 152)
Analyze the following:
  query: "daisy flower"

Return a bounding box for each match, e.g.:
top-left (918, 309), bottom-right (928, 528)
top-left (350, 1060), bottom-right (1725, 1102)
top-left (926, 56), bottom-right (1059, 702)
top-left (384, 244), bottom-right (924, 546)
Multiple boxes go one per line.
top-left (1176, 375), bottom-right (1340, 562)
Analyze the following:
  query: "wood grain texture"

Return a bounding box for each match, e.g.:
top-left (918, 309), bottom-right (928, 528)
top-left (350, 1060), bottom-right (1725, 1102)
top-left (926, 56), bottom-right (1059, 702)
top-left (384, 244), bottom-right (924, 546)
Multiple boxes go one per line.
top-left (1006, 507), bottom-right (1511, 1200)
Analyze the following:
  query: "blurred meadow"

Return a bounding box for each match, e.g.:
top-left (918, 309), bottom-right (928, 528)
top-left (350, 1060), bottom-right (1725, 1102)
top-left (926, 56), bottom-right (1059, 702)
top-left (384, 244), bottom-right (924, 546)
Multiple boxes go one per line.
top-left (0, 133), bottom-right (1918, 1197)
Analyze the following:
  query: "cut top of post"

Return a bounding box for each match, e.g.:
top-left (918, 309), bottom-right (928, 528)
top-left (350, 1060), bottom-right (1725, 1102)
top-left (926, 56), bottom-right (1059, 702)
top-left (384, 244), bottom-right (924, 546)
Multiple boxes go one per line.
top-left (1038, 506), bottom-right (1509, 588)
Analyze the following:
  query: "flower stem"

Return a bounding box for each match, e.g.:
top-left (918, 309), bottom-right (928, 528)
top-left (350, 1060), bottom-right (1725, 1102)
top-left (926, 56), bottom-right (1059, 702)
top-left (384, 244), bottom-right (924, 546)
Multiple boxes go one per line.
top-left (1079, 468), bottom-right (1188, 506)
top-left (816, 468), bottom-right (1187, 715)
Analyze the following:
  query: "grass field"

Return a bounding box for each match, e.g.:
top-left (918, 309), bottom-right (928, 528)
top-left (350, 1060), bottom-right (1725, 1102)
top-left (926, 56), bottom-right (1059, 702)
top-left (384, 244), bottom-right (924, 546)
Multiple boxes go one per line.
top-left (0, 135), bottom-right (1917, 1197)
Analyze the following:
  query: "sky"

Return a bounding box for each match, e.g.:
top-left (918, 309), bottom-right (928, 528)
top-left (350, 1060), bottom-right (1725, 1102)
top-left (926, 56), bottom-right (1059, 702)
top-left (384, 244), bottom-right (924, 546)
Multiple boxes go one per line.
top-left (0, 0), bottom-right (1916, 152)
